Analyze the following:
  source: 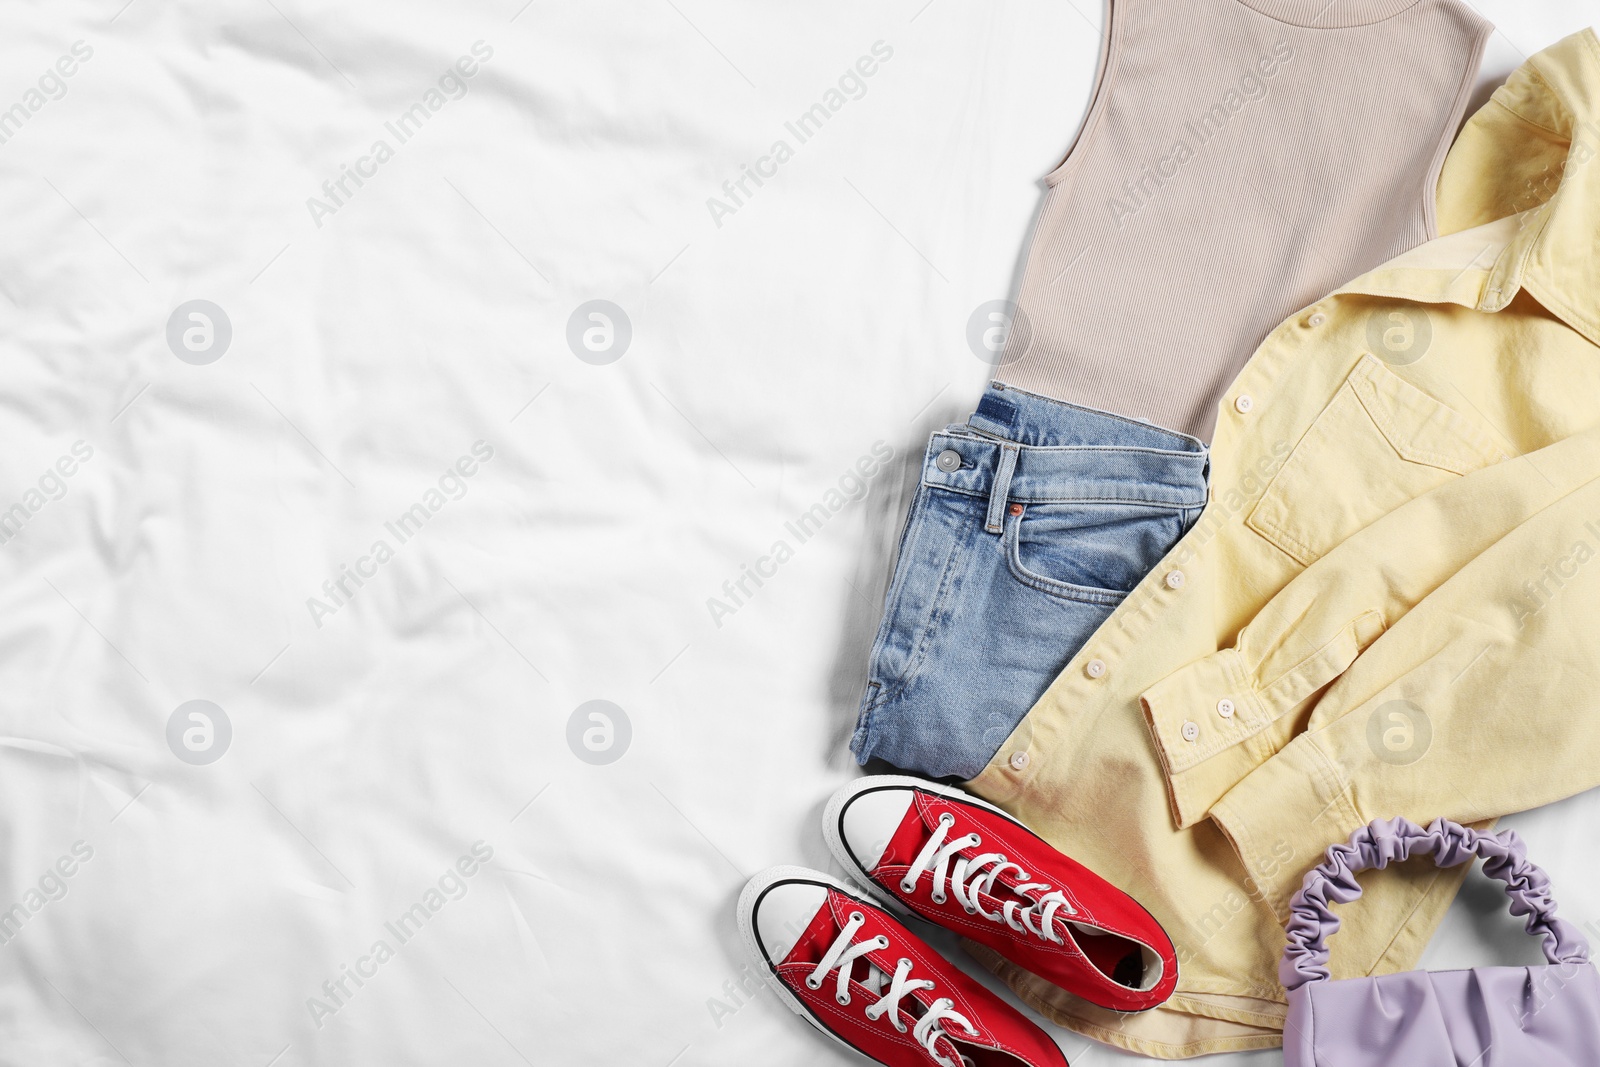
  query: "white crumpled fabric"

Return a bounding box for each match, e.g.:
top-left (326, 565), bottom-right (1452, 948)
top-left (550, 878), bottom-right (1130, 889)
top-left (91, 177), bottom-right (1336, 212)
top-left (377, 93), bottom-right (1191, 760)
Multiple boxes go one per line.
top-left (0, 0), bottom-right (1588, 1063)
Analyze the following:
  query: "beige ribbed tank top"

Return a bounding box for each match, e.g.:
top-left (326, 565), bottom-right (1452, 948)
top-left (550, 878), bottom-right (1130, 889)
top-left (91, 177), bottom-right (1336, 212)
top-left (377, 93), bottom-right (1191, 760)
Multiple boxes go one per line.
top-left (998, 0), bottom-right (1489, 440)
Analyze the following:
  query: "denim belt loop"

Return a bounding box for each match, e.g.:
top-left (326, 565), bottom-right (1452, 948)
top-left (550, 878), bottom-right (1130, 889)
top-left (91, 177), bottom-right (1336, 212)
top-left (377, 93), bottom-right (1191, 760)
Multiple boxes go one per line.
top-left (984, 443), bottom-right (1020, 534)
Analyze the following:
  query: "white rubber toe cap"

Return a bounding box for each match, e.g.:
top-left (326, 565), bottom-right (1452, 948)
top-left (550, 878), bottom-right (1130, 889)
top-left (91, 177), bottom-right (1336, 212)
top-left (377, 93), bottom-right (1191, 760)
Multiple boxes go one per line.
top-left (839, 786), bottom-right (916, 872)
top-left (753, 881), bottom-right (829, 965)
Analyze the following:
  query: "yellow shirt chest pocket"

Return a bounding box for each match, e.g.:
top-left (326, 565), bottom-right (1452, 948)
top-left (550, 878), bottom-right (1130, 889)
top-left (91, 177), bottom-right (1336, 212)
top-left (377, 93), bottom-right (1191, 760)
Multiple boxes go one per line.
top-left (1248, 353), bottom-right (1510, 567)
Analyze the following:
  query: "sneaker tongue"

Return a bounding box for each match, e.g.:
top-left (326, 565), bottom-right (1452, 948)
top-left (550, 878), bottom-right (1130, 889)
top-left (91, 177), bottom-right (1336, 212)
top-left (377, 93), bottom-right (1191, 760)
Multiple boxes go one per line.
top-left (847, 956), bottom-right (888, 991)
top-left (983, 870), bottom-right (1056, 916)
top-left (898, 808), bottom-right (1063, 921)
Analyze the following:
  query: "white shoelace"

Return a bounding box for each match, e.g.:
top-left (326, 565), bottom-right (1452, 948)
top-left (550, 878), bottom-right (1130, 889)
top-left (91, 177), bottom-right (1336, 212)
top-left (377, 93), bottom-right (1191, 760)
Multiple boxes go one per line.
top-left (804, 909), bottom-right (978, 1067)
top-left (899, 811), bottom-right (1078, 945)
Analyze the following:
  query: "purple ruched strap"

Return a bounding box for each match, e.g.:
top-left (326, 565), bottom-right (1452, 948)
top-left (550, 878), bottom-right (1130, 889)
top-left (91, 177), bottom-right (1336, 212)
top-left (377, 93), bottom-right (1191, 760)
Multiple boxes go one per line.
top-left (1281, 817), bottom-right (1590, 992)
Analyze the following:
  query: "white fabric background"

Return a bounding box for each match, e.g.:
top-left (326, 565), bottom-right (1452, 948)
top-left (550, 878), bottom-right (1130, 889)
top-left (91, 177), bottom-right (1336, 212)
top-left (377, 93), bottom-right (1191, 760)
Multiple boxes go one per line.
top-left (0, 1), bottom-right (1594, 1064)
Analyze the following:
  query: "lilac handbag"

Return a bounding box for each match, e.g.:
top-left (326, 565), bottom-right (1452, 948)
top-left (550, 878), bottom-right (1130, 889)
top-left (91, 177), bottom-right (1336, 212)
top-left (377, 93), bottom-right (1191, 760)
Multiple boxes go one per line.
top-left (1280, 816), bottom-right (1600, 1067)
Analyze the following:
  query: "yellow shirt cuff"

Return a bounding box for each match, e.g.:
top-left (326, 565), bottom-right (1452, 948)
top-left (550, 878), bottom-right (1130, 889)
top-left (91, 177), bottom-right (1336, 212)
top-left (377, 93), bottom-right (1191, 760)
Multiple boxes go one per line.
top-left (1140, 648), bottom-right (1273, 827)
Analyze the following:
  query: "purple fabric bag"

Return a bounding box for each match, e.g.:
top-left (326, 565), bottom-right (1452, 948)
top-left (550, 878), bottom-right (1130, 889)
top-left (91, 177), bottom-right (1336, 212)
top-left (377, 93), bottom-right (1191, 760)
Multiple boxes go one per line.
top-left (1280, 817), bottom-right (1600, 1067)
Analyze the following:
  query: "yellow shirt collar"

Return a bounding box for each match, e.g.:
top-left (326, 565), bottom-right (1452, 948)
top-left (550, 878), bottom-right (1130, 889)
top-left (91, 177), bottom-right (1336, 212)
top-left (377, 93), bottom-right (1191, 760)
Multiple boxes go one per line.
top-left (1336, 28), bottom-right (1600, 344)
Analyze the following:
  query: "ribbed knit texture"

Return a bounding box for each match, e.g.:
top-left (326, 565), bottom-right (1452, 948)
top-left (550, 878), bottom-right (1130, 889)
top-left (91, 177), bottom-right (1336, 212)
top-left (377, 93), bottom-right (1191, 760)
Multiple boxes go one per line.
top-left (998, 0), bottom-right (1490, 439)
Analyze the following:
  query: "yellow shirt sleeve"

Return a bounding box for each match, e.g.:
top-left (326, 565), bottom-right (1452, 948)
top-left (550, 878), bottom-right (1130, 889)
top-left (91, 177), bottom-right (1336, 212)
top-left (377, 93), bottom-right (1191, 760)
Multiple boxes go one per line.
top-left (1143, 426), bottom-right (1600, 907)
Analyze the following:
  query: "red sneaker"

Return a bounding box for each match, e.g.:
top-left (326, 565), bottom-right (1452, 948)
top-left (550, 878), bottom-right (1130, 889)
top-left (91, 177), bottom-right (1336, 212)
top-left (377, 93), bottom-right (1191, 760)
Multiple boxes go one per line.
top-left (824, 776), bottom-right (1177, 1013)
top-left (739, 866), bottom-right (1070, 1067)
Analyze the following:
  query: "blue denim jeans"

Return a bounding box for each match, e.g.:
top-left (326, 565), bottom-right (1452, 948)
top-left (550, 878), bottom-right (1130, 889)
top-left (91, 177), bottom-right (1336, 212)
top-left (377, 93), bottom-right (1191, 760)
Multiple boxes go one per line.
top-left (851, 382), bottom-right (1209, 780)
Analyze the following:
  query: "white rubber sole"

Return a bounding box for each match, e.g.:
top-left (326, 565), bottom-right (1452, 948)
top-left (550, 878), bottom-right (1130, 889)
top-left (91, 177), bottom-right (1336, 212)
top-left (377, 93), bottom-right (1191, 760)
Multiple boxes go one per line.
top-left (736, 865), bottom-right (888, 1060)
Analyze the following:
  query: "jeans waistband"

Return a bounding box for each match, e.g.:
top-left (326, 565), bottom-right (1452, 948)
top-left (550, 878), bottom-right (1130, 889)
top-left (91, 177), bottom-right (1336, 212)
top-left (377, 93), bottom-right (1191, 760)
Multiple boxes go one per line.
top-left (968, 381), bottom-right (1205, 452)
top-left (927, 382), bottom-right (1210, 508)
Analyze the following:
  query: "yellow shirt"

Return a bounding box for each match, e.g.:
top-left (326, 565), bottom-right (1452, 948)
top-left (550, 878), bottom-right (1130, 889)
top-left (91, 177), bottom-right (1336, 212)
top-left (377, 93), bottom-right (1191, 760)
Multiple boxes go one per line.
top-left (968, 29), bottom-right (1600, 1058)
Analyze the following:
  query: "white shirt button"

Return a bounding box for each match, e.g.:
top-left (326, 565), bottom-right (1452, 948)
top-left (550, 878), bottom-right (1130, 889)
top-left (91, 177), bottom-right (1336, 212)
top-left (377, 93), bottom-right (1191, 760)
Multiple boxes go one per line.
top-left (1234, 394), bottom-right (1254, 414)
top-left (1217, 698), bottom-right (1235, 719)
top-left (1308, 312), bottom-right (1327, 327)
top-left (1085, 658), bottom-right (1106, 679)
top-left (1181, 721), bottom-right (1200, 742)
top-left (1165, 569), bottom-right (1186, 590)
top-left (1009, 751), bottom-right (1030, 771)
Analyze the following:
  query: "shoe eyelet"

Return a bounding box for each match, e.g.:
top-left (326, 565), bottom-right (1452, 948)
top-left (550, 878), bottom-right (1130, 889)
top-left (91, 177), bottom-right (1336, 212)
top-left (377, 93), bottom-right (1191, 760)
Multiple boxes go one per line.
top-left (893, 1020), bottom-right (908, 1033)
top-left (931, 893), bottom-right (947, 904)
top-left (900, 880), bottom-right (916, 894)
top-left (849, 911), bottom-right (864, 923)
top-left (805, 977), bottom-right (821, 989)
top-left (876, 936), bottom-right (890, 948)
top-left (938, 814), bottom-right (955, 827)
top-left (864, 1007), bottom-right (882, 1021)
top-left (964, 905), bottom-right (977, 915)
top-left (836, 993), bottom-right (850, 1005)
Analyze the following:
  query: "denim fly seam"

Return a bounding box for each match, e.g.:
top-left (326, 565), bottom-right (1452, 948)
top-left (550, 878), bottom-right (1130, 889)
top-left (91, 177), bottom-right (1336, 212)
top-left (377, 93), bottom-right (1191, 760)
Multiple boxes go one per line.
top-left (851, 382), bottom-right (1210, 781)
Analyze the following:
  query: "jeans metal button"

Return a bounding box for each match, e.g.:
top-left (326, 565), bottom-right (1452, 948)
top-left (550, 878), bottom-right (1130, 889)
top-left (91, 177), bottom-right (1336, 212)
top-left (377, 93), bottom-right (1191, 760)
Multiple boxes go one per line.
top-left (935, 449), bottom-right (962, 473)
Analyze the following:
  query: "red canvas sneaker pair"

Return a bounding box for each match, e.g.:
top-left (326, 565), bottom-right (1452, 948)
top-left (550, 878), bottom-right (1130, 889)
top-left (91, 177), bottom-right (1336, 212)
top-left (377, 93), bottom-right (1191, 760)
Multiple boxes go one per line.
top-left (740, 866), bottom-right (1063, 1067)
top-left (739, 776), bottom-right (1178, 1067)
